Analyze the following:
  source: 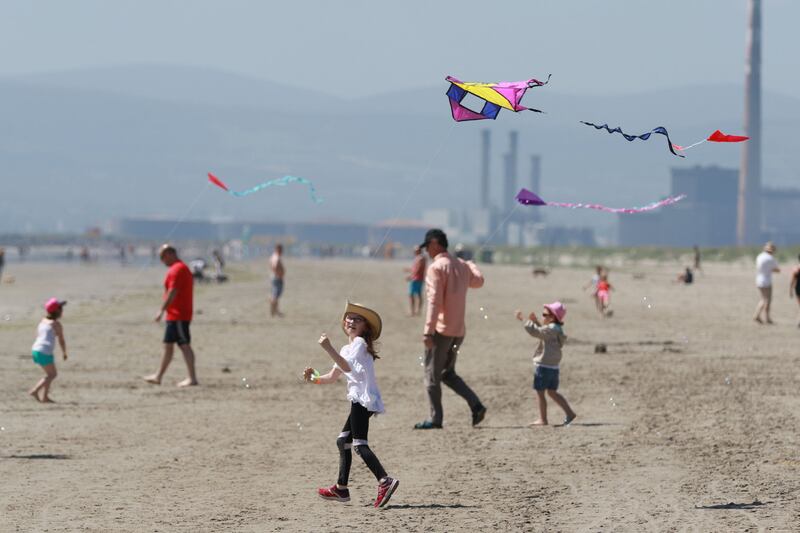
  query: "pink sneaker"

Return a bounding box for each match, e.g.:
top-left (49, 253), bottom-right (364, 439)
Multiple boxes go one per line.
top-left (374, 477), bottom-right (399, 508)
top-left (318, 485), bottom-right (350, 502)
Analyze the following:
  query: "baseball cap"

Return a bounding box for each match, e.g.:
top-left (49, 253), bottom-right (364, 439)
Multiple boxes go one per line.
top-left (44, 298), bottom-right (67, 314)
top-left (420, 228), bottom-right (448, 249)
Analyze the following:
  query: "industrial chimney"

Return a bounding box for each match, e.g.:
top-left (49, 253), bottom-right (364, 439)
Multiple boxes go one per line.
top-left (529, 155), bottom-right (542, 222)
top-left (737, 0), bottom-right (762, 245)
top-left (480, 129), bottom-right (490, 209)
top-left (503, 131), bottom-right (518, 214)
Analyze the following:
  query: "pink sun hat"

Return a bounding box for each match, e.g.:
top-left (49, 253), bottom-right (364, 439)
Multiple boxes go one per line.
top-left (543, 301), bottom-right (566, 323)
top-left (44, 298), bottom-right (67, 314)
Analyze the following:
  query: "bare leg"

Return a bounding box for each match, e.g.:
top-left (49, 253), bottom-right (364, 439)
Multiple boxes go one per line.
top-left (39, 365), bottom-right (57, 402)
top-left (29, 365), bottom-right (56, 401)
top-left (176, 344), bottom-right (198, 386)
top-left (547, 389), bottom-right (576, 422)
top-left (764, 289), bottom-right (773, 324)
top-left (408, 295), bottom-right (415, 316)
top-left (144, 343), bottom-right (174, 384)
top-left (270, 298), bottom-right (283, 318)
top-left (796, 296), bottom-right (800, 326)
top-left (530, 390), bottom-right (548, 426)
top-left (415, 295), bottom-right (422, 316)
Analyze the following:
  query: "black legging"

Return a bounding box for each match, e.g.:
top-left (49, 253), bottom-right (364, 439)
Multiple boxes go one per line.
top-left (336, 402), bottom-right (387, 487)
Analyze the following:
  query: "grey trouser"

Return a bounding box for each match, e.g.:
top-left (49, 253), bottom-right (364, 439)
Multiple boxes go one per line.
top-left (424, 333), bottom-right (481, 426)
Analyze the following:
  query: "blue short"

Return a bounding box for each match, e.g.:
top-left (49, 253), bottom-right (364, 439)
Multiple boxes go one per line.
top-left (271, 278), bottom-right (284, 299)
top-left (32, 350), bottom-right (54, 366)
top-left (533, 365), bottom-right (560, 391)
top-left (409, 279), bottom-right (423, 296)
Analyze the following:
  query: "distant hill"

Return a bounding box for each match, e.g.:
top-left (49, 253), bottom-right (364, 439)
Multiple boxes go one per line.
top-left (1, 64), bottom-right (798, 238)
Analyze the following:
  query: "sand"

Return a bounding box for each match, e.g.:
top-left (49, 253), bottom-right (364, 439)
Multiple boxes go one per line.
top-left (1, 258), bottom-right (799, 531)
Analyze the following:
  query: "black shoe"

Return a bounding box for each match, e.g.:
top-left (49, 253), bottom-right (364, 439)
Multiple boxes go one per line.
top-left (472, 405), bottom-right (487, 426)
top-left (413, 420), bottom-right (442, 430)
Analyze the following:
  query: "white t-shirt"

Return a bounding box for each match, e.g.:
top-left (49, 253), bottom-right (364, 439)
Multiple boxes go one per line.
top-left (755, 252), bottom-right (778, 288)
top-left (334, 337), bottom-right (384, 414)
top-left (32, 320), bottom-right (55, 354)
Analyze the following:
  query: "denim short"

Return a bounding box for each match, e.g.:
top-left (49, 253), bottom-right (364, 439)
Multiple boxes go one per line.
top-left (408, 279), bottom-right (423, 296)
top-left (533, 365), bottom-right (560, 391)
top-left (271, 278), bottom-right (284, 299)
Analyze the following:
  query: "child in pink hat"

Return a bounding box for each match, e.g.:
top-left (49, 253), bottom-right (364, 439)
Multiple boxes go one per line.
top-left (29, 298), bottom-right (68, 403)
top-left (515, 301), bottom-right (577, 426)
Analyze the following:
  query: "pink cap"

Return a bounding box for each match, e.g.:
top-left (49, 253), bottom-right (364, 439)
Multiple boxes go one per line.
top-left (44, 298), bottom-right (67, 314)
top-left (543, 301), bottom-right (566, 323)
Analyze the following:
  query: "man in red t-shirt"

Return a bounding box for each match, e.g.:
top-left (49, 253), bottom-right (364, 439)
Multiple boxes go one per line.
top-left (144, 244), bottom-right (198, 387)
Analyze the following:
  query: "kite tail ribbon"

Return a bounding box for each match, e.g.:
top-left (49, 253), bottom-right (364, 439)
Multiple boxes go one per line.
top-left (527, 74), bottom-right (552, 88)
top-left (580, 121), bottom-right (685, 158)
top-left (208, 173), bottom-right (323, 203)
top-left (515, 188), bottom-right (686, 214)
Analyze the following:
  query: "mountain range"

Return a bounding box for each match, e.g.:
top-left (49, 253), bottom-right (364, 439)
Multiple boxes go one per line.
top-left (2, 64), bottom-right (798, 239)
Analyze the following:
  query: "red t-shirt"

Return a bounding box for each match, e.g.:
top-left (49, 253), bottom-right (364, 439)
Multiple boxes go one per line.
top-left (410, 255), bottom-right (426, 281)
top-left (164, 260), bottom-right (193, 321)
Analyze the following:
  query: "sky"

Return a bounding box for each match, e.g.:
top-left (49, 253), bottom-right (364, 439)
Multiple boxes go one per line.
top-left (2, 0), bottom-right (799, 98)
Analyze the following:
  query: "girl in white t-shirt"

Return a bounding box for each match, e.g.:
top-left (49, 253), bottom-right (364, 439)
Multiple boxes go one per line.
top-left (29, 298), bottom-right (68, 403)
top-left (303, 302), bottom-right (399, 508)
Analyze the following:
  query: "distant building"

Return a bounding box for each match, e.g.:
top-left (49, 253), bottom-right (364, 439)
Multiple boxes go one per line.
top-left (618, 165), bottom-right (738, 246)
top-left (762, 187), bottom-right (800, 245)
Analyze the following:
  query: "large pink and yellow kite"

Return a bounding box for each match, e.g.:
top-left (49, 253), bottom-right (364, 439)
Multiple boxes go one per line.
top-left (445, 75), bottom-right (550, 122)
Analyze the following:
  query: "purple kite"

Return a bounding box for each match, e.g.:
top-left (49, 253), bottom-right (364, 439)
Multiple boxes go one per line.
top-left (515, 188), bottom-right (686, 214)
top-left (445, 75), bottom-right (551, 122)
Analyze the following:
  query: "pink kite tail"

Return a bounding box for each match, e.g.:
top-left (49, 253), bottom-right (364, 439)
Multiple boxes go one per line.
top-left (543, 195), bottom-right (686, 214)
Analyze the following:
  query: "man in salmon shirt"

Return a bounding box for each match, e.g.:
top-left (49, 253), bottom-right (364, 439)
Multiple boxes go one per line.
top-left (144, 244), bottom-right (199, 387)
top-left (414, 229), bottom-right (487, 430)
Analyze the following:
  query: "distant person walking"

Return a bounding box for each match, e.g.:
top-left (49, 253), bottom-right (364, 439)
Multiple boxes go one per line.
top-left (0, 247), bottom-right (5, 284)
top-left (144, 244), bottom-right (198, 387)
top-left (270, 244), bottom-right (285, 317)
top-left (693, 245), bottom-right (702, 273)
top-left (414, 229), bottom-right (487, 430)
top-left (596, 273), bottom-right (614, 317)
top-left (404, 245), bottom-right (426, 317)
top-left (754, 242), bottom-right (780, 325)
top-left (790, 254), bottom-right (800, 328)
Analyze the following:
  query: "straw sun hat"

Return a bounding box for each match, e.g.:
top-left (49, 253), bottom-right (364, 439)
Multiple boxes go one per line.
top-left (342, 301), bottom-right (382, 340)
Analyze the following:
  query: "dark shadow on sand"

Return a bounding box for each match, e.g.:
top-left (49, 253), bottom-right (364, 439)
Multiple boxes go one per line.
top-left (4, 454), bottom-right (71, 460)
top-left (556, 422), bottom-right (616, 428)
top-left (477, 422), bottom-right (618, 429)
top-left (383, 503), bottom-right (478, 510)
top-left (695, 500), bottom-right (767, 510)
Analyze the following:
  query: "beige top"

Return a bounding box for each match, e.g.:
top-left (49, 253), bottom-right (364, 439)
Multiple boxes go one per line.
top-left (524, 321), bottom-right (566, 368)
top-left (424, 252), bottom-right (484, 337)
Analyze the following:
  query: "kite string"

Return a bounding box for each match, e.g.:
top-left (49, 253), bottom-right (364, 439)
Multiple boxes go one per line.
top-left (325, 121), bottom-right (456, 332)
top-left (472, 203), bottom-right (521, 257)
top-left (107, 183), bottom-right (211, 304)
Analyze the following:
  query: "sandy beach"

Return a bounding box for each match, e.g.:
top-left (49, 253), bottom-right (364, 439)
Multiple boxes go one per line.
top-left (1, 258), bottom-right (798, 531)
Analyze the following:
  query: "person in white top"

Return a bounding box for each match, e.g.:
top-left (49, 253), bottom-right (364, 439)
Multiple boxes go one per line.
top-left (302, 302), bottom-right (399, 509)
top-left (754, 241), bottom-right (780, 324)
top-left (29, 298), bottom-right (68, 403)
